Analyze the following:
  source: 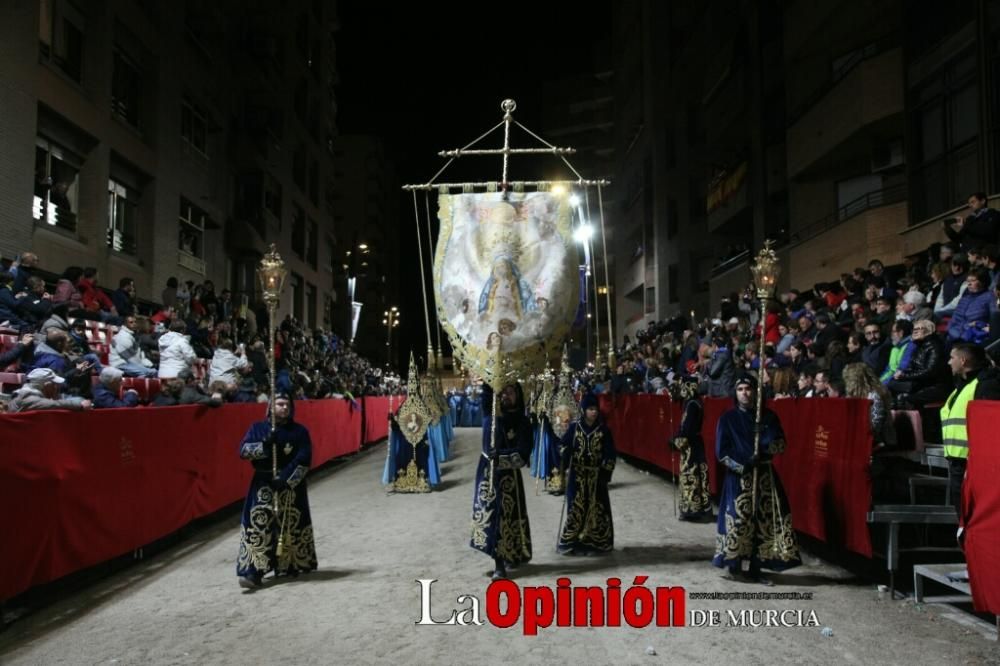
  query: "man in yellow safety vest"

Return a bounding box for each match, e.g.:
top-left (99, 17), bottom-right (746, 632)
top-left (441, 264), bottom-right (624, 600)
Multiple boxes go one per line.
top-left (941, 342), bottom-right (1000, 517)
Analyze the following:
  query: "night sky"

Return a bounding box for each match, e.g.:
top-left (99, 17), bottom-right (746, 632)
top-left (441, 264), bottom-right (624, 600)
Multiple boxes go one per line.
top-left (336, 3), bottom-right (611, 366)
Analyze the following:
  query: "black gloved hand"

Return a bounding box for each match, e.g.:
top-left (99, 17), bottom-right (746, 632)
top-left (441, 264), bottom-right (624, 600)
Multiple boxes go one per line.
top-left (272, 477), bottom-right (288, 491)
top-left (746, 453), bottom-right (761, 471)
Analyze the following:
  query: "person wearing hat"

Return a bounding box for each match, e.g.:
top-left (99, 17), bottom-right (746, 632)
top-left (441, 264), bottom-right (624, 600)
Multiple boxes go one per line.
top-left (669, 377), bottom-right (712, 522)
top-left (713, 373), bottom-right (800, 584)
top-left (8, 368), bottom-right (92, 412)
top-left (557, 392), bottom-right (616, 555)
top-left (471, 381), bottom-right (534, 580)
top-left (237, 391), bottom-right (318, 589)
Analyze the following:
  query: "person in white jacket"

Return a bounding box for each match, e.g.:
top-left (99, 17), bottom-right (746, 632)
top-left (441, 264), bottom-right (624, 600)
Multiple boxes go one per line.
top-left (157, 318), bottom-right (196, 379)
top-left (110, 315), bottom-right (157, 377)
top-left (208, 338), bottom-right (249, 386)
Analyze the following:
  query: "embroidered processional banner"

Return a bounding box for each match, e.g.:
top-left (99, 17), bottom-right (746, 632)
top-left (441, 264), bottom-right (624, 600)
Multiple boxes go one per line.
top-left (434, 192), bottom-right (578, 388)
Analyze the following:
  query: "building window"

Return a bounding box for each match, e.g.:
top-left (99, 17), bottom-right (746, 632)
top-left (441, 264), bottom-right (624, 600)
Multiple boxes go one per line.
top-left (306, 282), bottom-right (317, 328)
top-left (292, 204), bottom-right (306, 258)
top-left (107, 179), bottom-right (138, 255)
top-left (112, 49), bottom-right (142, 129)
top-left (291, 272), bottom-right (304, 322)
top-left (909, 50), bottom-right (980, 223)
top-left (181, 98), bottom-right (208, 156)
top-left (264, 173), bottom-right (283, 220)
top-left (39, 0), bottom-right (84, 82)
top-left (293, 144), bottom-right (306, 191)
top-left (308, 158), bottom-right (319, 205)
top-left (668, 263), bottom-right (679, 303)
top-left (179, 198), bottom-right (208, 274)
top-left (307, 218), bottom-right (318, 268)
top-left (33, 138), bottom-right (80, 233)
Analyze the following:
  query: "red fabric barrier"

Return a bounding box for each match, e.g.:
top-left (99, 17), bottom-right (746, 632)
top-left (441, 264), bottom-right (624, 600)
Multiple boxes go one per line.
top-left (363, 396), bottom-right (391, 444)
top-left (601, 394), bottom-right (873, 557)
top-left (964, 402), bottom-right (1000, 615)
top-left (0, 400), bottom-right (361, 602)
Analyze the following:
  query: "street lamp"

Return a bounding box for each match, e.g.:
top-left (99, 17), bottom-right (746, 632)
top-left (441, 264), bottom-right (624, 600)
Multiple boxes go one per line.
top-left (383, 306), bottom-right (400, 367)
top-left (256, 243), bottom-right (287, 511)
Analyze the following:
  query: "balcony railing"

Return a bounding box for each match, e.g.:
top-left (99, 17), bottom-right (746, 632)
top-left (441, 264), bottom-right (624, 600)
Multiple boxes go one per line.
top-left (33, 196), bottom-right (77, 234)
top-left (790, 183), bottom-right (906, 247)
top-left (787, 35), bottom-right (899, 128)
top-left (710, 250), bottom-right (750, 277)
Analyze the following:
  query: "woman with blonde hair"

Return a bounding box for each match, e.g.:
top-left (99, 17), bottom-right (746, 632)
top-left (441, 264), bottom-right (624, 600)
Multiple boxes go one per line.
top-left (842, 363), bottom-right (896, 448)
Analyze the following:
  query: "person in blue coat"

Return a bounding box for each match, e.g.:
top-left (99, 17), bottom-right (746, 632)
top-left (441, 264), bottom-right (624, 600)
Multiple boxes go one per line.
top-left (712, 374), bottom-right (800, 584)
top-left (470, 382), bottom-right (533, 580)
top-left (557, 392), bottom-right (616, 555)
top-left (237, 392), bottom-right (318, 589)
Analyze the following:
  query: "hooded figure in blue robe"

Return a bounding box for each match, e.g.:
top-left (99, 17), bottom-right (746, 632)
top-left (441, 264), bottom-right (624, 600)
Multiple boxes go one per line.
top-left (712, 374), bottom-right (800, 583)
top-left (670, 377), bottom-right (713, 521)
top-left (237, 392), bottom-right (318, 589)
top-left (470, 381), bottom-right (533, 580)
top-left (557, 392), bottom-right (616, 555)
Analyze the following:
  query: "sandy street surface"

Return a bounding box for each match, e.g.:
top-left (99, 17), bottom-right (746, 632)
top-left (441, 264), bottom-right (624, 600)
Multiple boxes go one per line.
top-left (0, 427), bottom-right (996, 665)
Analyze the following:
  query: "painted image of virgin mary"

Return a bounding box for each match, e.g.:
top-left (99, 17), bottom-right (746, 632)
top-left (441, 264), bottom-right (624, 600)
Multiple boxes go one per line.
top-left (478, 257), bottom-right (535, 317)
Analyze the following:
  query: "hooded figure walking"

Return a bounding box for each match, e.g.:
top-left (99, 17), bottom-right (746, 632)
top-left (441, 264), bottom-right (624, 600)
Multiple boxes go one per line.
top-left (713, 374), bottom-right (800, 584)
top-left (557, 392), bottom-right (616, 555)
top-left (237, 392), bottom-right (318, 589)
top-left (470, 382), bottom-right (534, 580)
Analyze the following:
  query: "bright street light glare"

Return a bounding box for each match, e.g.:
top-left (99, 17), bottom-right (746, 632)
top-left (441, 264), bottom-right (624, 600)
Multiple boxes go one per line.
top-left (569, 194), bottom-right (581, 207)
top-left (573, 224), bottom-right (594, 243)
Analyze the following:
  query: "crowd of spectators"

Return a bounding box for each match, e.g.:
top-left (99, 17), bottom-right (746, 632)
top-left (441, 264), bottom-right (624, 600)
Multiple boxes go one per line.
top-left (0, 256), bottom-right (402, 412)
top-left (572, 192), bottom-right (1000, 448)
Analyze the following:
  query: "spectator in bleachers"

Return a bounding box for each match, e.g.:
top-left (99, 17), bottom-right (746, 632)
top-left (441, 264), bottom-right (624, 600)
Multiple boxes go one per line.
top-left (887, 318), bottom-right (950, 408)
top-left (897, 290), bottom-right (932, 323)
top-left (9, 252), bottom-right (38, 294)
top-left (110, 315), bottom-right (157, 378)
top-left (78, 267), bottom-right (119, 323)
top-left (824, 340), bottom-right (849, 379)
top-left (162, 277), bottom-right (178, 309)
top-left (177, 368), bottom-right (223, 407)
top-left (867, 259), bottom-right (896, 293)
top-left (880, 319), bottom-right (916, 384)
top-left (808, 369), bottom-right (833, 398)
top-left (942, 192), bottom-right (1000, 252)
top-left (796, 312), bottom-right (817, 346)
top-left (66, 319), bottom-right (104, 372)
top-left (158, 318), bottom-right (196, 379)
top-left (208, 339), bottom-right (249, 386)
top-left (40, 303), bottom-right (73, 337)
top-left (935, 254), bottom-right (969, 316)
top-left (150, 378), bottom-right (183, 406)
top-left (704, 336), bottom-right (735, 398)
top-left (111, 278), bottom-right (136, 318)
top-left (52, 266), bottom-right (84, 310)
top-left (947, 266), bottom-right (996, 344)
top-left (150, 305), bottom-right (175, 329)
top-left (16, 276), bottom-right (52, 327)
top-left (925, 262), bottom-right (948, 312)
top-left (862, 322), bottom-right (891, 374)
top-left (843, 363), bottom-right (896, 449)
top-left (0, 334), bottom-right (35, 371)
top-left (811, 313), bottom-right (845, 357)
top-left (92, 367), bottom-right (140, 409)
top-left (0, 271), bottom-right (28, 331)
top-left (786, 341), bottom-right (809, 374)
top-left (870, 296), bottom-right (896, 332)
top-left (8, 368), bottom-right (92, 412)
top-left (846, 331), bottom-right (865, 365)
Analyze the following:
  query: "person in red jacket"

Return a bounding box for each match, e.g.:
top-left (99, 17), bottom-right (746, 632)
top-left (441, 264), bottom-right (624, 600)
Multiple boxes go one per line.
top-left (78, 267), bottom-right (118, 317)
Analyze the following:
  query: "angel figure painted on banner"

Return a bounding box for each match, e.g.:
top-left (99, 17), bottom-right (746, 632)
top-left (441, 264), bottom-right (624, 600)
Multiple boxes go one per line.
top-left (478, 257), bottom-right (535, 319)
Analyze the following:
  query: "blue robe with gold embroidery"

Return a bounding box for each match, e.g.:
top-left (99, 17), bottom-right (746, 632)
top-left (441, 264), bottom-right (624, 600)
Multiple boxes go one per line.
top-left (382, 419), bottom-right (440, 487)
top-left (712, 405), bottom-right (800, 572)
top-left (237, 409), bottom-right (318, 579)
top-left (557, 418), bottom-right (616, 553)
top-left (470, 385), bottom-right (533, 566)
top-left (671, 397), bottom-right (713, 520)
